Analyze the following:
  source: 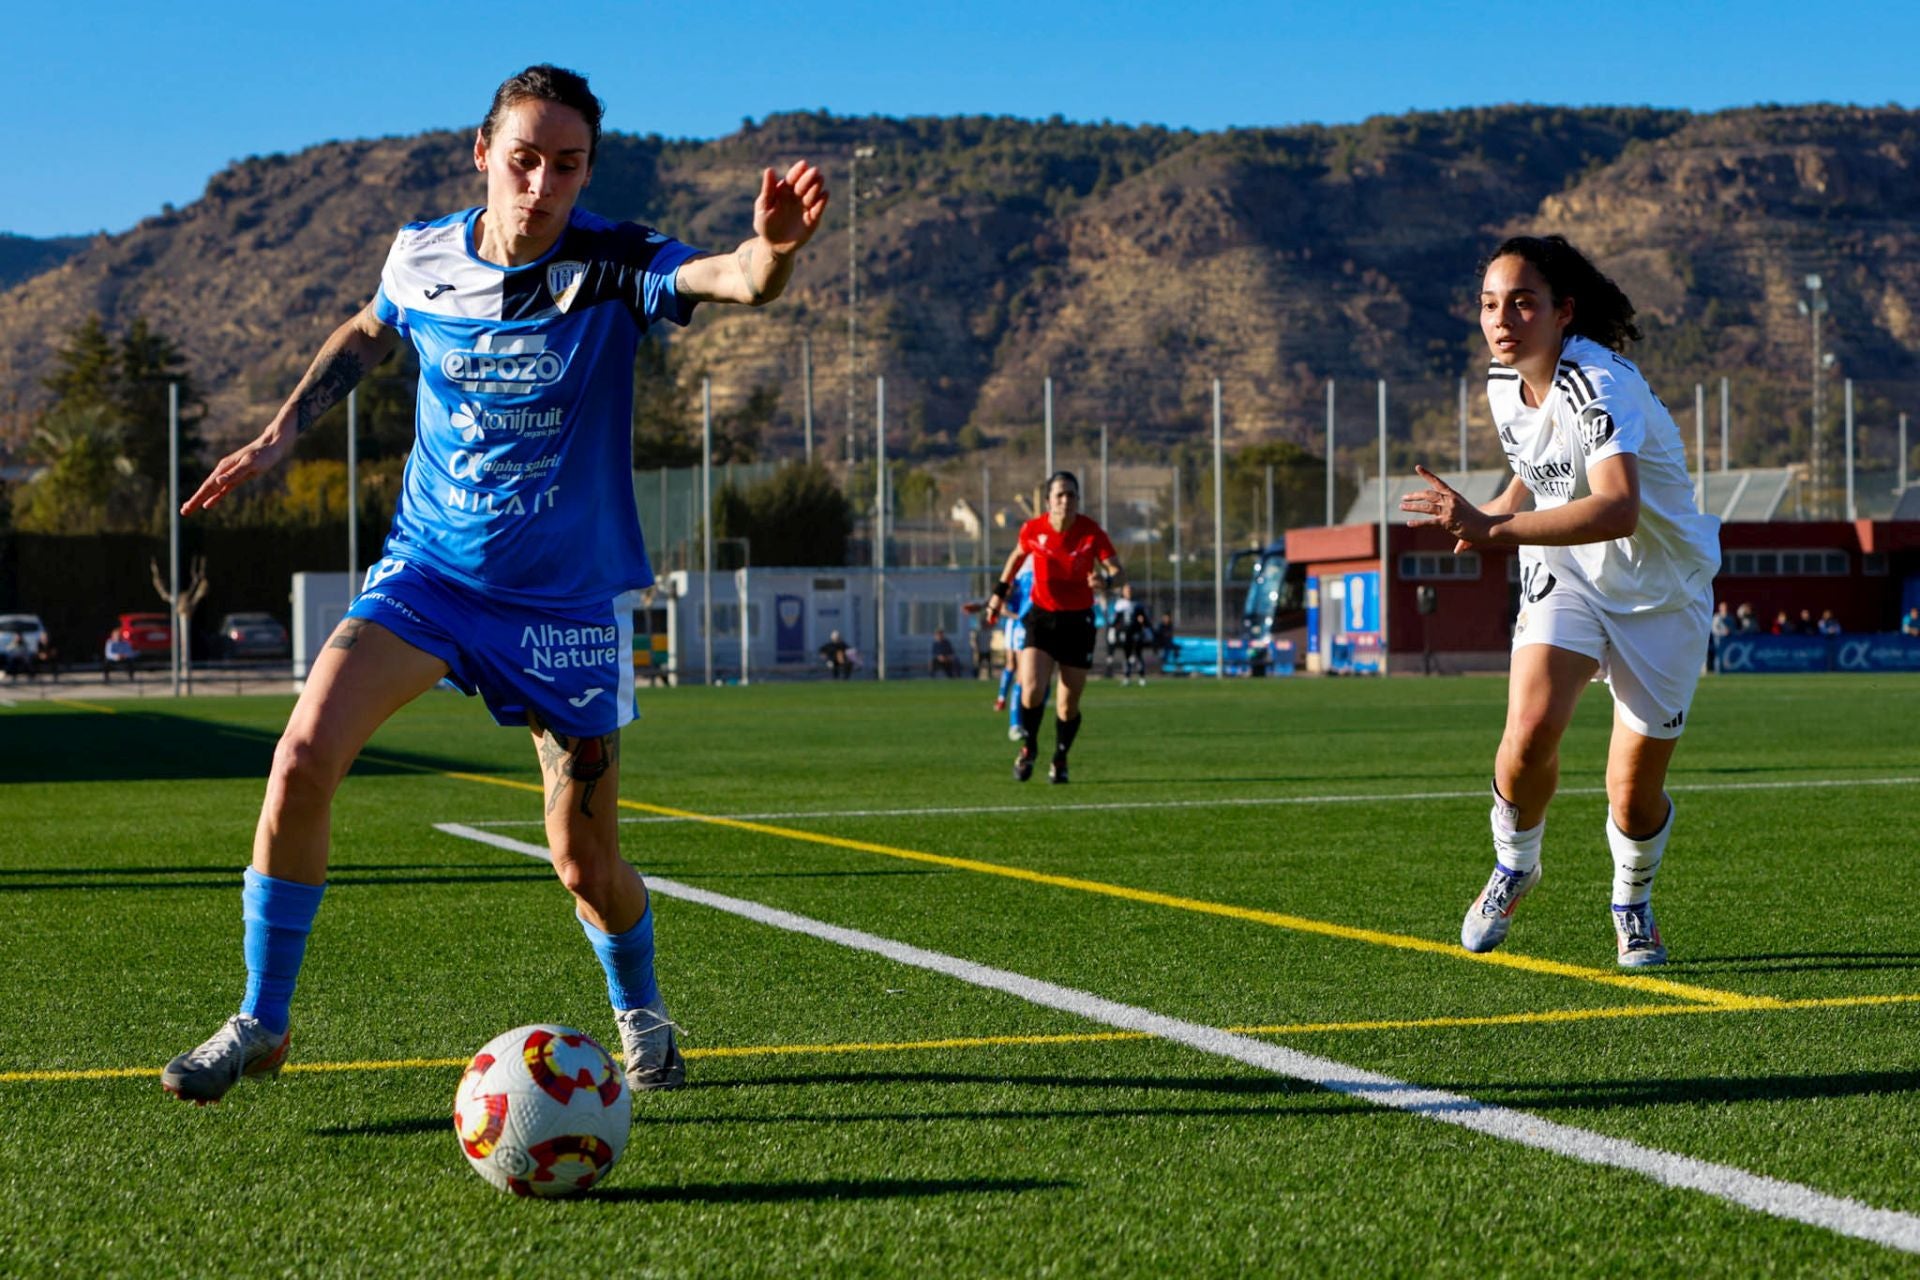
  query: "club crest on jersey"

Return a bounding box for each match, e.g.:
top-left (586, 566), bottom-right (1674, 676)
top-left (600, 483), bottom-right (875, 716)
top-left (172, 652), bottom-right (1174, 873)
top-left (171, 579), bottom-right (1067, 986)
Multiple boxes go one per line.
top-left (547, 261), bottom-right (587, 312)
top-left (1578, 404), bottom-right (1616, 453)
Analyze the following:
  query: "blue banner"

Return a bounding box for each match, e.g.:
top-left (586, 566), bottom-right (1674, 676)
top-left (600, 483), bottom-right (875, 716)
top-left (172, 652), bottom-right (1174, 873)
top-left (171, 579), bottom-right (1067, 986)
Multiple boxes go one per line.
top-left (1718, 633), bottom-right (1920, 674)
top-left (1833, 634), bottom-right (1920, 673)
top-left (1305, 575), bottom-right (1320, 656)
top-left (1343, 571), bottom-right (1380, 634)
top-left (774, 594), bottom-right (806, 664)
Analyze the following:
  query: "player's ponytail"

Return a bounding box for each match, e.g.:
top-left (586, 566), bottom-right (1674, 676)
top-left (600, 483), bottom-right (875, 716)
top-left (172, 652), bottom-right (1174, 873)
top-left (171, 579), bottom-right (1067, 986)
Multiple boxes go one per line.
top-left (1483, 235), bottom-right (1642, 351)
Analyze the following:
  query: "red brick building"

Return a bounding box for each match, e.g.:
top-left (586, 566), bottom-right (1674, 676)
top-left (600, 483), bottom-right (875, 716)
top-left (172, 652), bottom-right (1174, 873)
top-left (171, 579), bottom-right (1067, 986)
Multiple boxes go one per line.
top-left (1286, 518), bottom-right (1920, 673)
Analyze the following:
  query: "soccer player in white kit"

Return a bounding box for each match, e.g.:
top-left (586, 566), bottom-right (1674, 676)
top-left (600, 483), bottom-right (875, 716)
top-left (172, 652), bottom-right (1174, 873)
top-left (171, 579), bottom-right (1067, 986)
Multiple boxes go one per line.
top-left (1401, 235), bottom-right (1720, 967)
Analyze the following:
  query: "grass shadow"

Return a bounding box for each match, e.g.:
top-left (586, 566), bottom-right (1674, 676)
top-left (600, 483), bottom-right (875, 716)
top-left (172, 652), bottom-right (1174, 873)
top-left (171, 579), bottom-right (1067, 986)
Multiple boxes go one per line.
top-left (589, 1176), bottom-right (1072, 1205)
top-left (1434, 1068), bottom-right (1920, 1112)
top-left (0, 709), bottom-right (504, 784)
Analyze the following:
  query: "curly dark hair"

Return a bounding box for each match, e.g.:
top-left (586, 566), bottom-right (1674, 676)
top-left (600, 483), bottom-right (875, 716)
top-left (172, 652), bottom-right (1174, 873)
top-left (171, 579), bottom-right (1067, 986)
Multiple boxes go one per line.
top-left (482, 64), bottom-right (604, 163)
top-left (1481, 235), bottom-right (1642, 351)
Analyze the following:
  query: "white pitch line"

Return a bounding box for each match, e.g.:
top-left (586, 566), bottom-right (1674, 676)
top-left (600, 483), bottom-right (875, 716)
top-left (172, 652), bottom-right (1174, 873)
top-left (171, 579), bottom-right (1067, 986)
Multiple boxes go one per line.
top-left (448, 774), bottom-right (1920, 829)
top-left (439, 822), bottom-right (1920, 1255)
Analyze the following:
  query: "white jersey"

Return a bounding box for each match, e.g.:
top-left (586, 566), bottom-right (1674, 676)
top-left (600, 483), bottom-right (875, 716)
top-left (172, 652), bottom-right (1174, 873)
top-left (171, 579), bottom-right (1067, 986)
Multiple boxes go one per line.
top-left (1488, 335), bottom-right (1720, 614)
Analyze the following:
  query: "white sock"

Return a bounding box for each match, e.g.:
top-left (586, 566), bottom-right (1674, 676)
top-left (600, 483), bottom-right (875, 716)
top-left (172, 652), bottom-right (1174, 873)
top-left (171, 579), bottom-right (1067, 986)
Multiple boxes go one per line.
top-left (1490, 784), bottom-right (1544, 875)
top-left (1608, 797), bottom-right (1672, 906)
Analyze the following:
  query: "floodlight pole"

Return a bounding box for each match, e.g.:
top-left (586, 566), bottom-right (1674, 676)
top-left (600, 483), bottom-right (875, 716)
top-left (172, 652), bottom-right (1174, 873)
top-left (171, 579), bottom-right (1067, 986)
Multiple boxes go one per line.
top-left (1377, 379), bottom-right (1389, 677)
top-left (1212, 379), bottom-right (1225, 681)
top-left (1694, 384), bottom-right (1706, 511)
top-left (1044, 376), bottom-right (1054, 479)
top-left (1325, 380), bottom-right (1336, 525)
top-left (1458, 375), bottom-right (1469, 474)
top-left (1172, 466), bottom-right (1182, 625)
top-left (1802, 274), bottom-right (1828, 518)
top-left (168, 381), bottom-right (181, 698)
top-left (1728, 378), bottom-right (1743, 474)
top-left (1901, 413), bottom-right (1909, 494)
top-left (802, 335), bottom-right (814, 465)
top-left (875, 375), bottom-right (887, 681)
top-left (980, 463), bottom-right (991, 572)
top-left (1845, 378), bottom-right (1856, 520)
top-left (1265, 463), bottom-right (1275, 546)
top-left (1099, 423), bottom-right (1109, 530)
top-left (701, 378), bottom-right (714, 685)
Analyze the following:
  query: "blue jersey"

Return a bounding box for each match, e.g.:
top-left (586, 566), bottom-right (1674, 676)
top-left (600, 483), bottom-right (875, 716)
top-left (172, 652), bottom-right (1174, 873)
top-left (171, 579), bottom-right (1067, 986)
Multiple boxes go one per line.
top-left (1002, 564), bottom-right (1036, 649)
top-left (372, 206), bottom-right (702, 605)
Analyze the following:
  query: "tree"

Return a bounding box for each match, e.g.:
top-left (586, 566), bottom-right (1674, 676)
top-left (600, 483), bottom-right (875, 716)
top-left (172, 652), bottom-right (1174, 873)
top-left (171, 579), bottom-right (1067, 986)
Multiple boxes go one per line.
top-left (632, 337), bottom-right (699, 468)
top-left (630, 335), bottom-right (771, 467)
top-left (712, 462), bottom-right (853, 566)
top-left (17, 314), bottom-right (205, 532)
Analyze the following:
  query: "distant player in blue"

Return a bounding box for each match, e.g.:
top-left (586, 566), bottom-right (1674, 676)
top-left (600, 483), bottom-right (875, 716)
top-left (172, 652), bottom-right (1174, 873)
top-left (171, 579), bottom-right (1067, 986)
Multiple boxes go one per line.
top-left (995, 564), bottom-right (1043, 740)
top-left (163, 65), bottom-right (828, 1104)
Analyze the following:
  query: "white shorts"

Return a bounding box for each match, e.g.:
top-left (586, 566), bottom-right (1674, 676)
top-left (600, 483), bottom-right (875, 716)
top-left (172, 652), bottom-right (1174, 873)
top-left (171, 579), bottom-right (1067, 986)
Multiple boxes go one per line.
top-left (1512, 580), bottom-right (1711, 740)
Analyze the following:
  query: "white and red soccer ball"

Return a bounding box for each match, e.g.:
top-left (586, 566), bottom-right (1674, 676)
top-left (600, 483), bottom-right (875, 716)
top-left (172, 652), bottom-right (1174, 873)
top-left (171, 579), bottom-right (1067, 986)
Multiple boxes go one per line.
top-left (453, 1024), bottom-right (631, 1197)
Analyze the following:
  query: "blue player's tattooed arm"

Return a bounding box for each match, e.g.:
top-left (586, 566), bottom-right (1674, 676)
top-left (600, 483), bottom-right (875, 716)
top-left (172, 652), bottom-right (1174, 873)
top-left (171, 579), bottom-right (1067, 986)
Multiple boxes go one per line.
top-left (181, 299), bottom-right (400, 515)
top-left (676, 159), bottom-right (830, 306)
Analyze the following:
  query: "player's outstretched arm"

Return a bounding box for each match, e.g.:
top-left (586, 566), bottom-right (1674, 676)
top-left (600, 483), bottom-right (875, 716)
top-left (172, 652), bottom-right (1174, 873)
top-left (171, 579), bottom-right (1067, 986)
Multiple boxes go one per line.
top-left (182, 301), bottom-right (400, 514)
top-left (1401, 460), bottom-right (1637, 550)
top-left (676, 160), bottom-right (830, 306)
top-left (985, 547), bottom-right (1029, 624)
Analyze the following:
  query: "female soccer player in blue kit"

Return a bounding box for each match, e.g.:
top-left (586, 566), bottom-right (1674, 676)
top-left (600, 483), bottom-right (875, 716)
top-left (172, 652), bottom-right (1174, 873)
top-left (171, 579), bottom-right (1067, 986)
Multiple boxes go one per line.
top-left (163, 65), bottom-right (828, 1102)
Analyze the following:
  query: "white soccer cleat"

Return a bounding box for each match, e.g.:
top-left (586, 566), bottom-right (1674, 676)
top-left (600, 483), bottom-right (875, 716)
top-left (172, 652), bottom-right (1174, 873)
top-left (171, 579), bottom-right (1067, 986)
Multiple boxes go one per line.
top-left (1461, 863), bottom-right (1541, 953)
top-left (614, 1002), bottom-right (686, 1092)
top-left (161, 1013), bottom-right (291, 1105)
top-left (1612, 901), bottom-right (1668, 967)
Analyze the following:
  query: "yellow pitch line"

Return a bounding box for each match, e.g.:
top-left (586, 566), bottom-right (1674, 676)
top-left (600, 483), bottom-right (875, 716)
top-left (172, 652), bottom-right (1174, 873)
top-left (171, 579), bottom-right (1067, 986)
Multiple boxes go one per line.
top-left (47, 697), bottom-right (116, 715)
top-left (443, 771), bottom-right (1763, 1010)
top-left (8, 994), bottom-right (1917, 1086)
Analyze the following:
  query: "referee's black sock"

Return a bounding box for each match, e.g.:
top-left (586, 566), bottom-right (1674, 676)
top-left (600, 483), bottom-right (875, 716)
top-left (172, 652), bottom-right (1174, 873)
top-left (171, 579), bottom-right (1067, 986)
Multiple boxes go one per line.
top-left (1018, 702), bottom-right (1045, 754)
top-left (1053, 713), bottom-right (1082, 761)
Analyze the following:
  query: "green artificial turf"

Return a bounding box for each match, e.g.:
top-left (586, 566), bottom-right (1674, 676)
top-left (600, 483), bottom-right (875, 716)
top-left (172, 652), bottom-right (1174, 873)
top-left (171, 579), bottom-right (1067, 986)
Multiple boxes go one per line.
top-left (1, 672), bottom-right (1917, 1277)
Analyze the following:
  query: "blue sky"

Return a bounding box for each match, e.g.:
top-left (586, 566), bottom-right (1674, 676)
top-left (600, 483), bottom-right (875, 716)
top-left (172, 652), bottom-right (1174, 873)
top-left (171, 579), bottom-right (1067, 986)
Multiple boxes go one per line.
top-left (9, 0), bottom-right (1917, 238)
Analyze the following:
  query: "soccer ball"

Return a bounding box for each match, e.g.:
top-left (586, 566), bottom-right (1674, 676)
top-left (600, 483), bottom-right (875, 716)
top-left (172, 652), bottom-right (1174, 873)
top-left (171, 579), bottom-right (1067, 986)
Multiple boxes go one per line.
top-left (453, 1024), bottom-right (632, 1198)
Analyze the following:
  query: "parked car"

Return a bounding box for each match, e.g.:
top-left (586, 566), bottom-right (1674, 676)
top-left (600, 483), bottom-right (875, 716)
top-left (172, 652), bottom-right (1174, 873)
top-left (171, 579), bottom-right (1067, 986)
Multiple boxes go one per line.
top-left (103, 612), bottom-right (173, 678)
top-left (0, 613), bottom-right (50, 678)
top-left (217, 611), bottom-right (290, 660)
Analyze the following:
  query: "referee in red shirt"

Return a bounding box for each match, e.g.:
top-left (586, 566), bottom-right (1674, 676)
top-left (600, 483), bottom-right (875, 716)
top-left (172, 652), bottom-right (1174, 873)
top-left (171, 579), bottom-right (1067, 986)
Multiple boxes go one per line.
top-left (985, 471), bottom-right (1125, 783)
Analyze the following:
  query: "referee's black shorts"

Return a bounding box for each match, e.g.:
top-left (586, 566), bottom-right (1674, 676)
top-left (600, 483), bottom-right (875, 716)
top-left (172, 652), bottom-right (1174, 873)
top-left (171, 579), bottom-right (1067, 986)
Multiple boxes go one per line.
top-left (1025, 605), bottom-right (1097, 669)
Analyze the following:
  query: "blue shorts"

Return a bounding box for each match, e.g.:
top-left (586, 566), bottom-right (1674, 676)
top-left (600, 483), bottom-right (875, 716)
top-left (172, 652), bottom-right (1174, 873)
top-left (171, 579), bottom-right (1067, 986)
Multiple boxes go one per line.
top-left (347, 556), bottom-right (638, 738)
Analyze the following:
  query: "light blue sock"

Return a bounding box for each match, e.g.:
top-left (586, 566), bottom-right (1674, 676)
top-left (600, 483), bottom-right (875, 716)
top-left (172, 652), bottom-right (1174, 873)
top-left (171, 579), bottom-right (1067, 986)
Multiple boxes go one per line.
top-left (240, 868), bottom-right (326, 1037)
top-left (580, 904), bottom-right (659, 1013)
top-left (1007, 680), bottom-right (1023, 731)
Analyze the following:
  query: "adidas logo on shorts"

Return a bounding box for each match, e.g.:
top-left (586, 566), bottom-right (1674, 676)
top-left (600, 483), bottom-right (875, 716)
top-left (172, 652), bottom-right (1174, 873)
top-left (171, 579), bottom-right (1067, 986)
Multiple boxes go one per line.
top-left (1660, 710), bottom-right (1685, 731)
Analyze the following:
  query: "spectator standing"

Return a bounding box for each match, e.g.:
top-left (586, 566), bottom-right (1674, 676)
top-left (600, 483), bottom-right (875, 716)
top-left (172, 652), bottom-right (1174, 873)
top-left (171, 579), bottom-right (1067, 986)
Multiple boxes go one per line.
top-left (819, 630), bottom-right (853, 679)
top-left (1816, 610), bottom-right (1841, 637)
top-left (1708, 601), bottom-right (1732, 673)
top-left (971, 615), bottom-right (995, 680)
top-left (1903, 607), bottom-right (1920, 637)
top-left (1735, 602), bottom-right (1759, 634)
